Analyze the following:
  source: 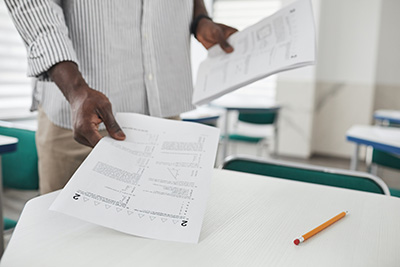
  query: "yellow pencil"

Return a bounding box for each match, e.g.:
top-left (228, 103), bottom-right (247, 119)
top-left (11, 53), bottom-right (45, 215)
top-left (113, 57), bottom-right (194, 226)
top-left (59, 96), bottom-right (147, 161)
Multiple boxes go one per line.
top-left (293, 211), bottom-right (348, 245)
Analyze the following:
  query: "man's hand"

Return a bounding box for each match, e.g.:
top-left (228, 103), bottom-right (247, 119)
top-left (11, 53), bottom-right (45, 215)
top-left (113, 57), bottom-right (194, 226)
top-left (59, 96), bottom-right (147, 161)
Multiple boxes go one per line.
top-left (196, 18), bottom-right (238, 53)
top-left (49, 61), bottom-right (126, 147)
top-left (68, 85), bottom-right (126, 147)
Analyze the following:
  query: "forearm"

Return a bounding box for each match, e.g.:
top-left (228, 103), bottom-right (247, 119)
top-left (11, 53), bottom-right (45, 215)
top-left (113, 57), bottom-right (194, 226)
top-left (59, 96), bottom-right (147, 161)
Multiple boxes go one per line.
top-left (193, 0), bottom-right (209, 19)
top-left (48, 61), bottom-right (89, 103)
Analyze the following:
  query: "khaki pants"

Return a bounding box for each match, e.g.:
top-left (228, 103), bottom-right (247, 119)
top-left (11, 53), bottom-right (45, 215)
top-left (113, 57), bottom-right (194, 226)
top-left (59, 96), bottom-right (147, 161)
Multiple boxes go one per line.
top-left (36, 108), bottom-right (180, 194)
top-left (36, 109), bottom-right (106, 194)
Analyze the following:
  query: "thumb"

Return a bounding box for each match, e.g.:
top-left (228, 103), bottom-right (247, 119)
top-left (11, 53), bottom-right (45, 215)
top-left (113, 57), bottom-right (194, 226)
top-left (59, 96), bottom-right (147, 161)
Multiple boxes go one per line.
top-left (99, 108), bottom-right (126, 140)
top-left (218, 37), bottom-right (234, 53)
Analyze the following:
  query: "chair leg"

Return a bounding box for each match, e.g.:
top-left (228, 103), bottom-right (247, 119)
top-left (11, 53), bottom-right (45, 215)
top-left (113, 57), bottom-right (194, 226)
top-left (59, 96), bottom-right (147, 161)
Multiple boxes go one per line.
top-left (365, 146), bottom-right (373, 168)
top-left (0, 158), bottom-right (4, 257)
top-left (369, 163), bottom-right (378, 176)
top-left (350, 144), bottom-right (360, 171)
top-left (256, 142), bottom-right (262, 157)
top-left (256, 139), bottom-right (269, 157)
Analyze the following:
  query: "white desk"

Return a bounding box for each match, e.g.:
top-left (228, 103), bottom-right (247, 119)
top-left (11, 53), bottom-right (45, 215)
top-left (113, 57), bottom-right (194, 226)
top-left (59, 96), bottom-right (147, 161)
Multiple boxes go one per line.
top-left (2, 169), bottom-right (400, 267)
top-left (180, 106), bottom-right (224, 125)
top-left (0, 135), bottom-right (18, 257)
top-left (374, 109), bottom-right (400, 125)
top-left (211, 94), bottom-right (281, 160)
top-left (346, 125), bottom-right (400, 170)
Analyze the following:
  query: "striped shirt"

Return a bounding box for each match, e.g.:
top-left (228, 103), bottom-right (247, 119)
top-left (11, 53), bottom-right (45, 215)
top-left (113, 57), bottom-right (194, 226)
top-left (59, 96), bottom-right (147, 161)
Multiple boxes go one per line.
top-left (6, 0), bottom-right (195, 129)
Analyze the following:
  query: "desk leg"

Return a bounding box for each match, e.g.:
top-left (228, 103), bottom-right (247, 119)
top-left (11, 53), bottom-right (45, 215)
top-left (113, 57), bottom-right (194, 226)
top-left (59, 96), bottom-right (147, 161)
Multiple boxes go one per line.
top-left (222, 110), bottom-right (229, 162)
top-left (0, 157), bottom-right (4, 257)
top-left (273, 118), bottom-right (279, 158)
top-left (350, 144), bottom-right (360, 171)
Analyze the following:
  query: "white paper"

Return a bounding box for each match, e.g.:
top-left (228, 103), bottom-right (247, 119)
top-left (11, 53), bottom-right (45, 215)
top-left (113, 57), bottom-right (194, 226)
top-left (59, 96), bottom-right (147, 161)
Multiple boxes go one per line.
top-left (50, 113), bottom-right (220, 243)
top-left (193, 0), bottom-right (316, 105)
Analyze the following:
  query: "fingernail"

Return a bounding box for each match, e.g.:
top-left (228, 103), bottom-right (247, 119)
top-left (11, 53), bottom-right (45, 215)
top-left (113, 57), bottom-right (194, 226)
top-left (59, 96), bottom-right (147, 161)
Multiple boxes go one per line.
top-left (117, 131), bottom-right (126, 138)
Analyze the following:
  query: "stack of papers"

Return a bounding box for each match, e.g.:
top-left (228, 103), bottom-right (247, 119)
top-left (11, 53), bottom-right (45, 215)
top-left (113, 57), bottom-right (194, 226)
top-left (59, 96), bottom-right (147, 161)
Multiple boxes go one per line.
top-left (51, 113), bottom-right (220, 243)
top-left (193, 0), bottom-right (316, 105)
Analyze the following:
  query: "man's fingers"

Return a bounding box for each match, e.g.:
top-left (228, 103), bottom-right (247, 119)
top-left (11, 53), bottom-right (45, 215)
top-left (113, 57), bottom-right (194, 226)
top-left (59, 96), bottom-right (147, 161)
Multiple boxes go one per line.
top-left (215, 24), bottom-right (235, 53)
top-left (73, 126), bottom-right (103, 147)
top-left (219, 40), bottom-right (233, 53)
top-left (97, 105), bottom-right (126, 141)
top-left (218, 36), bottom-right (234, 53)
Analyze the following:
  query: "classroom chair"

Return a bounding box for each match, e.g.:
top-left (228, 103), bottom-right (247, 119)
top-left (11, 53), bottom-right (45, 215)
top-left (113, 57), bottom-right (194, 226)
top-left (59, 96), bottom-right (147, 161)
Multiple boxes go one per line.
top-left (370, 149), bottom-right (400, 197)
top-left (221, 155), bottom-right (391, 196)
top-left (0, 124), bottom-right (39, 230)
top-left (225, 109), bottom-right (279, 157)
top-left (370, 111), bottom-right (400, 196)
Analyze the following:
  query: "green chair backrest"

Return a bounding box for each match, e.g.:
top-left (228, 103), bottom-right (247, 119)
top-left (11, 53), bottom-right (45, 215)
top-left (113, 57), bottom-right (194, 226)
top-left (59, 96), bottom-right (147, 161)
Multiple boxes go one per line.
top-left (372, 149), bottom-right (400, 171)
top-left (3, 217), bottom-right (17, 230)
top-left (222, 156), bottom-right (389, 195)
top-left (238, 111), bottom-right (277, 125)
top-left (0, 126), bottom-right (39, 190)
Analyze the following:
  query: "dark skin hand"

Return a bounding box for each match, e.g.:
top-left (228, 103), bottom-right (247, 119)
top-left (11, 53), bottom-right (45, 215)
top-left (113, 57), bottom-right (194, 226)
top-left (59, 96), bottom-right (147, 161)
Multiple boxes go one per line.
top-left (193, 0), bottom-right (237, 52)
top-left (49, 5), bottom-right (237, 148)
top-left (196, 18), bottom-right (238, 52)
top-left (49, 61), bottom-right (126, 147)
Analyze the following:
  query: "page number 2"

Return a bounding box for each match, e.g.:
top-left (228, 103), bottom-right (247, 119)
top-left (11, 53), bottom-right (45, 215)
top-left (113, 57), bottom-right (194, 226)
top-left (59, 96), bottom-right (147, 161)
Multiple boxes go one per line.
top-left (72, 192), bottom-right (81, 201)
top-left (181, 220), bottom-right (188, 227)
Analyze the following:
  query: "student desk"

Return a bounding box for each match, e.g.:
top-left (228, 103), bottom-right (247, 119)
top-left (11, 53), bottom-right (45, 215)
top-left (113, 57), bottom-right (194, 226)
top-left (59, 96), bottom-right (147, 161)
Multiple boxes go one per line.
top-left (180, 106), bottom-right (224, 126)
top-left (374, 109), bottom-right (400, 125)
top-left (211, 94), bottom-right (280, 160)
top-left (346, 125), bottom-right (400, 170)
top-left (0, 135), bottom-right (18, 256)
top-left (1, 169), bottom-right (399, 267)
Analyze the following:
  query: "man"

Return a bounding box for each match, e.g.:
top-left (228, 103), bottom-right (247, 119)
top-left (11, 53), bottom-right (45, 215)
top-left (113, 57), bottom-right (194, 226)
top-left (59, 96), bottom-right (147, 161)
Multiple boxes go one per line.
top-left (6, 0), bottom-right (236, 194)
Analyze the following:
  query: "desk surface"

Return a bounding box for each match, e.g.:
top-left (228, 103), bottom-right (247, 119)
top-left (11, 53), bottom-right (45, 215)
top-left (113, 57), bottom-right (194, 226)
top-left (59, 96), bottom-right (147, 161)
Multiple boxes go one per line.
top-left (211, 94), bottom-right (280, 111)
top-left (180, 106), bottom-right (224, 122)
top-left (0, 135), bottom-right (18, 154)
top-left (2, 169), bottom-right (400, 267)
top-left (374, 109), bottom-right (400, 124)
top-left (346, 125), bottom-right (400, 155)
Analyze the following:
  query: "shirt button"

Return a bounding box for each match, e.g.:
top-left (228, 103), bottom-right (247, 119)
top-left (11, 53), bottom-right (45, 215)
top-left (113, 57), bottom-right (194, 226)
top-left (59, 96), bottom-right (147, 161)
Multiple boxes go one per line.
top-left (148, 74), bottom-right (153, 80)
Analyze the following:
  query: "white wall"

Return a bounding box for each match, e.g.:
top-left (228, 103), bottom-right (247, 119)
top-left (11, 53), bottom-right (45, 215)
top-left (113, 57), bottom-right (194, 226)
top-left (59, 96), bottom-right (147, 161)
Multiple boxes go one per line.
top-left (275, 0), bottom-right (319, 158)
top-left (374, 0), bottom-right (400, 110)
top-left (312, 0), bottom-right (382, 158)
top-left (277, 0), bottom-right (400, 159)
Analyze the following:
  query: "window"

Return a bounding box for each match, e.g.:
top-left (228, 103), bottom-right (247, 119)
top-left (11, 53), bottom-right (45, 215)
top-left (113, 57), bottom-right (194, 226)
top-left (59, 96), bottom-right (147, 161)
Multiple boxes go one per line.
top-left (213, 0), bottom-right (281, 98)
top-left (0, 1), bottom-right (34, 120)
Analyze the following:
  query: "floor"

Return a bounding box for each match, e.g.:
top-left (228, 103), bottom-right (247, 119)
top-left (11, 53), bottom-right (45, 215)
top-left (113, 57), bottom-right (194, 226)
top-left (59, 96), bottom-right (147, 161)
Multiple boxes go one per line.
top-left (2, 140), bottom-right (399, 248)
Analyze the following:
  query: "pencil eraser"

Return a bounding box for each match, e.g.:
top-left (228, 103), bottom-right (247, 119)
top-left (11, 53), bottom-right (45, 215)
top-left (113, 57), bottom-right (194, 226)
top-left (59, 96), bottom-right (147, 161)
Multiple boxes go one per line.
top-left (294, 239), bottom-right (300, 245)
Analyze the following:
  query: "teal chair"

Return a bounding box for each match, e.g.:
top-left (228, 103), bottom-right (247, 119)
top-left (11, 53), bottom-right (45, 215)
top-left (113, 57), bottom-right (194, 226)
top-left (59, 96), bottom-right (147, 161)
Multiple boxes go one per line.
top-left (370, 112), bottom-right (400, 197)
top-left (222, 155), bottom-right (391, 196)
top-left (226, 109), bottom-right (279, 156)
top-left (370, 149), bottom-right (400, 197)
top-left (0, 124), bottom-right (39, 230)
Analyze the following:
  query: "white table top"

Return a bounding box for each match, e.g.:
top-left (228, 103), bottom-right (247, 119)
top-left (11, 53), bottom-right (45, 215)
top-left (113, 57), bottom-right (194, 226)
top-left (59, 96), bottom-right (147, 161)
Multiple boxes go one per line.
top-left (211, 93), bottom-right (280, 111)
top-left (346, 125), bottom-right (400, 154)
top-left (0, 135), bottom-right (18, 147)
top-left (180, 106), bottom-right (224, 121)
top-left (0, 135), bottom-right (18, 155)
top-left (2, 169), bottom-right (400, 267)
top-left (374, 109), bottom-right (400, 124)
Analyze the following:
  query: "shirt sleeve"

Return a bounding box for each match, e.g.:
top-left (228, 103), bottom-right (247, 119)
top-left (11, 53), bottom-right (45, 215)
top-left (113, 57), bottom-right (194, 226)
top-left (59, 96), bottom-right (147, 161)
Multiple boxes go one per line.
top-left (5, 0), bottom-right (79, 77)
